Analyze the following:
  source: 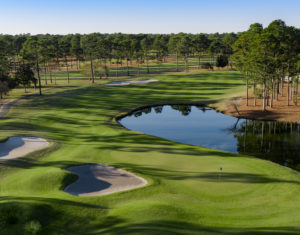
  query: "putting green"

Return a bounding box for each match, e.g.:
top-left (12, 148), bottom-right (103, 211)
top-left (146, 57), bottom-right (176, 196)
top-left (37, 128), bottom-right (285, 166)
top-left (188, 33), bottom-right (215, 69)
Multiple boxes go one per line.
top-left (0, 71), bottom-right (299, 234)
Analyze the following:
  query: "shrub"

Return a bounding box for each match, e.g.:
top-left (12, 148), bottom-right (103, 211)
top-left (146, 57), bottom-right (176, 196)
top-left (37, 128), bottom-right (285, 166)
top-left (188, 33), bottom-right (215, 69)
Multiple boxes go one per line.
top-left (216, 54), bottom-right (229, 67)
top-left (0, 81), bottom-right (9, 99)
top-left (0, 204), bottom-right (24, 228)
top-left (24, 220), bottom-right (42, 235)
top-left (0, 203), bottom-right (48, 234)
top-left (201, 62), bottom-right (213, 70)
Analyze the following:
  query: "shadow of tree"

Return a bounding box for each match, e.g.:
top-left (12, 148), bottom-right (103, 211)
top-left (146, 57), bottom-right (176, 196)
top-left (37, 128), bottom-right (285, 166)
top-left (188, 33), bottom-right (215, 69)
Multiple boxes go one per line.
top-left (4, 73), bottom-right (297, 234)
top-left (0, 199), bottom-right (105, 234)
top-left (96, 217), bottom-right (300, 235)
top-left (112, 163), bottom-right (300, 185)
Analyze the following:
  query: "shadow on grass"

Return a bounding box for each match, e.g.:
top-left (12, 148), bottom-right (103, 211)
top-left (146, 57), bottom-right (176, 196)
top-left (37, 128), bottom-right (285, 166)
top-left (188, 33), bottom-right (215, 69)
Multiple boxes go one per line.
top-left (0, 196), bottom-right (106, 209)
top-left (0, 72), bottom-right (244, 148)
top-left (0, 200), bottom-right (105, 234)
top-left (95, 216), bottom-right (300, 235)
top-left (112, 163), bottom-right (300, 185)
top-left (0, 202), bottom-right (298, 234)
top-left (5, 72), bottom-right (243, 114)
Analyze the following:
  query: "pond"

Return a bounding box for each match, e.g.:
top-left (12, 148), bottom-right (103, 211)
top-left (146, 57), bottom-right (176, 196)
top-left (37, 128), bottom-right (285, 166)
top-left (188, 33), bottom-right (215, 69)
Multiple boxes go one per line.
top-left (119, 105), bottom-right (300, 171)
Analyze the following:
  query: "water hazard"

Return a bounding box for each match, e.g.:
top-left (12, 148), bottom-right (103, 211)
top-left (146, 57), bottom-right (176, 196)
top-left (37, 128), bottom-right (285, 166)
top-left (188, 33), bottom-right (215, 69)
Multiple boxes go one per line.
top-left (120, 105), bottom-right (300, 171)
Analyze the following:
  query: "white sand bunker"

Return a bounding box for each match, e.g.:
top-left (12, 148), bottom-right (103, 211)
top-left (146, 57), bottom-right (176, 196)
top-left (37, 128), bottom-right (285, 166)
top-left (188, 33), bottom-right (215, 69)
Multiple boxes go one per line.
top-left (0, 136), bottom-right (49, 161)
top-left (64, 164), bottom-right (147, 196)
top-left (105, 79), bottom-right (158, 86)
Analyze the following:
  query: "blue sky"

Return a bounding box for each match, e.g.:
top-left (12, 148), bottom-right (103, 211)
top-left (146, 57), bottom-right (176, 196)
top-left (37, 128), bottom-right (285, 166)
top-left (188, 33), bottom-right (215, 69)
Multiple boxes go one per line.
top-left (0, 0), bottom-right (299, 34)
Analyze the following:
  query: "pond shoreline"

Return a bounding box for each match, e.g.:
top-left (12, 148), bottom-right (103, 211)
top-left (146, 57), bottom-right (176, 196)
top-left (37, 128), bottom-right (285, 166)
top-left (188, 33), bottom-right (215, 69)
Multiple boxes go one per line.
top-left (118, 104), bottom-right (300, 171)
top-left (115, 100), bottom-right (298, 128)
top-left (114, 101), bottom-right (216, 122)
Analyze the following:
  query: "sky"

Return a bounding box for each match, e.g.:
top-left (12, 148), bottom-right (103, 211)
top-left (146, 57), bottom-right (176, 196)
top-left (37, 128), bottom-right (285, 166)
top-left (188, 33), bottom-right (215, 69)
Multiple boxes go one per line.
top-left (0, 0), bottom-right (299, 35)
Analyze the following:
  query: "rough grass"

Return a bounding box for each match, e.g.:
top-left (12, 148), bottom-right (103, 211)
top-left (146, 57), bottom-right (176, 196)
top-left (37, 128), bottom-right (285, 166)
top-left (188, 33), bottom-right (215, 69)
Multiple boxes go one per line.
top-left (0, 71), bottom-right (299, 234)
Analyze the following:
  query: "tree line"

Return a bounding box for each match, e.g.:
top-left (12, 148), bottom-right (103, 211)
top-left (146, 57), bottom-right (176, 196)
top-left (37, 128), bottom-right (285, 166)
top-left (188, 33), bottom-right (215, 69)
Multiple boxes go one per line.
top-left (232, 20), bottom-right (300, 110)
top-left (0, 32), bottom-right (236, 96)
top-left (0, 19), bottom-right (299, 106)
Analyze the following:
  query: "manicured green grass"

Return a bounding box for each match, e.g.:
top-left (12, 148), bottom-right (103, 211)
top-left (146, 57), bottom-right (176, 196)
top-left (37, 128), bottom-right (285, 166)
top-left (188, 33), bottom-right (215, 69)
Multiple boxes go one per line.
top-left (48, 55), bottom-right (217, 80)
top-left (0, 71), bottom-right (299, 234)
top-left (107, 56), bottom-right (216, 75)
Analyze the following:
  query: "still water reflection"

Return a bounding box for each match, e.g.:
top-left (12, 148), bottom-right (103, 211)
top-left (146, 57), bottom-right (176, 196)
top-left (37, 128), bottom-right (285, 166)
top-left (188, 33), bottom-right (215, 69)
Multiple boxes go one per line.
top-left (120, 105), bottom-right (300, 170)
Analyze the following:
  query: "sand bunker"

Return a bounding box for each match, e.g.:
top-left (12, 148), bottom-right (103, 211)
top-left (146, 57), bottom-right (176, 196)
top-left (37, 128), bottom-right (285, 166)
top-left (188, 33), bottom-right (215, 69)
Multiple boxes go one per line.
top-left (0, 136), bottom-right (49, 161)
top-left (104, 79), bottom-right (158, 86)
top-left (64, 164), bottom-right (147, 196)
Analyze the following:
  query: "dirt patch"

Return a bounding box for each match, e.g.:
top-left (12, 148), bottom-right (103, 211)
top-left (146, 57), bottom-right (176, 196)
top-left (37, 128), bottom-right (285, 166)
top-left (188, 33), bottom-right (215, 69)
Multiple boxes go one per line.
top-left (224, 84), bottom-right (300, 123)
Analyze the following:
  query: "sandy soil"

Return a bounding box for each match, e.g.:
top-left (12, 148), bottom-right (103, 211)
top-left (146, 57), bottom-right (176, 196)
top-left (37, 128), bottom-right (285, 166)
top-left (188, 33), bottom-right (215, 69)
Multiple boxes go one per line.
top-left (64, 164), bottom-right (147, 196)
top-left (0, 136), bottom-right (49, 161)
top-left (224, 84), bottom-right (300, 123)
top-left (104, 79), bottom-right (158, 86)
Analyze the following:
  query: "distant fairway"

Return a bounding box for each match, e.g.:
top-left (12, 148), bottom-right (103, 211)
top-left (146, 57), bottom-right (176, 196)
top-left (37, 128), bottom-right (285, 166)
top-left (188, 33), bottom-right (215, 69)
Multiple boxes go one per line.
top-left (0, 71), bottom-right (299, 234)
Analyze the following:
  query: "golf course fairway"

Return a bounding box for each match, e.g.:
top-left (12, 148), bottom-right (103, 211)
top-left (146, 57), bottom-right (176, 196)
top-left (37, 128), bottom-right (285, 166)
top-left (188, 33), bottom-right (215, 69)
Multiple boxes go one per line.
top-left (0, 71), bottom-right (299, 234)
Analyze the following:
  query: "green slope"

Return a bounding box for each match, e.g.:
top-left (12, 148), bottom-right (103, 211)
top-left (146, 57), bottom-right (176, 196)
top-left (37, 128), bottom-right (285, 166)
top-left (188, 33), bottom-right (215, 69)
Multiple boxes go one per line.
top-left (0, 71), bottom-right (299, 234)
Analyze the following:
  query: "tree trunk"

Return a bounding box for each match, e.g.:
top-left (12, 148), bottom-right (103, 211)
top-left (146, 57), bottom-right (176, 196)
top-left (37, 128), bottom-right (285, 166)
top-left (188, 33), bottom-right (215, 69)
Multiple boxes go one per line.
top-left (276, 82), bottom-right (279, 101)
top-left (253, 82), bottom-right (256, 106)
top-left (36, 59), bottom-right (42, 95)
top-left (65, 56), bottom-right (70, 84)
top-left (44, 62), bottom-right (47, 85)
top-left (77, 59), bottom-right (80, 70)
top-left (267, 88), bottom-right (269, 107)
top-left (246, 76), bottom-right (248, 106)
top-left (262, 81), bottom-right (266, 111)
top-left (126, 58), bottom-right (129, 76)
top-left (185, 56), bottom-right (189, 72)
top-left (90, 53), bottom-right (94, 83)
top-left (104, 60), bottom-right (108, 78)
top-left (287, 79), bottom-right (290, 106)
top-left (291, 82), bottom-right (294, 103)
top-left (176, 51), bottom-right (178, 72)
top-left (270, 79), bottom-right (273, 108)
top-left (116, 61), bottom-right (118, 77)
top-left (146, 56), bottom-right (149, 74)
top-left (296, 80), bottom-right (298, 105)
top-left (290, 83), bottom-right (292, 100)
top-left (47, 62), bottom-right (53, 84)
top-left (57, 57), bottom-right (60, 71)
top-left (49, 68), bottom-right (52, 84)
top-left (281, 78), bottom-right (284, 97)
